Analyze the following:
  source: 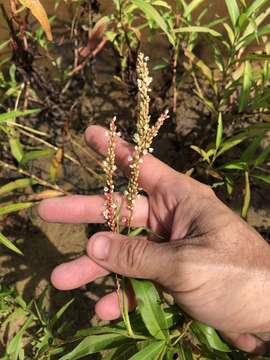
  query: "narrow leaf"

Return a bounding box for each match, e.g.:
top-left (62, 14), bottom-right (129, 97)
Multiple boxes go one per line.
top-left (191, 321), bottom-right (231, 352)
top-left (129, 341), bottom-right (166, 360)
top-left (174, 26), bottom-right (221, 37)
top-left (184, 49), bottom-right (213, 83)
top-left (241, 134), bottom-right (264, 163)
top-left (0, 178), bottom-right (37, 195)
top-left (183, 0), bottom-right (204, 17)
top-left (131, 279), bottom-right (169, 340)
top-left (239, 61), bottom-right (252, 112)
top-left (242, 171), bottom-right (251, 219)
top-left (216, 112), bottom-right (223, 150)
top-left (253, 144), bottom-right (270, 167)
top-left (131, 0), bottom-right (175, 46)
top-left (0, 202), bottom-right (33, 216)
top-left (17, 0), bottom-right (53, 41)
top-left (245, 0), bottom-right (268, 18)
top-left (9, 134), bottom-right (24, 163)
top-left (0, 109), bottom-right (39, 124)
top-left (225, 0), bottom-right (240, 26)
top-left (20, 148), bottom-right (54, 165)
top-left (220, 161), bottom-right (247, 170)
top-left (0, 232), bottom-right (23, 255)
top-left (59, 334), bottom-right (130, 360)
top-left (252, 173), bottom-right (270, 185)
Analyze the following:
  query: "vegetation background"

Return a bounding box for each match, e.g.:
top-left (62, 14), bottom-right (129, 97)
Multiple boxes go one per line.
top-left (1, 0), bottom-right (270, 358)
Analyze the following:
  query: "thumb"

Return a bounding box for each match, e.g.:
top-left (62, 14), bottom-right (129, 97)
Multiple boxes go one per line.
top-left (87, 231), bottom-right (176, 284)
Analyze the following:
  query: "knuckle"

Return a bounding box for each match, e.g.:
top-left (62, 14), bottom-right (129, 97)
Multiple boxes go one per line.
top-left (117, 237), bottom-right (148, 273)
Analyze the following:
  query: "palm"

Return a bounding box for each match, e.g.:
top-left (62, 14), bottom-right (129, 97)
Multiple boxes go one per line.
top-left (39, 125), bottom-right (270, 353)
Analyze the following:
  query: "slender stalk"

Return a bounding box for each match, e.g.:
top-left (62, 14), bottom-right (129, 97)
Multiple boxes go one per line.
top-left (15, 128), bottom-right (103, 181)
top-left (0, 160), bottom-right (69, 195)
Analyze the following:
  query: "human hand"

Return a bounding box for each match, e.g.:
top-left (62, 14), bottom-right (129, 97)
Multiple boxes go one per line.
top-left (38, 125), bottom-right (270, 354)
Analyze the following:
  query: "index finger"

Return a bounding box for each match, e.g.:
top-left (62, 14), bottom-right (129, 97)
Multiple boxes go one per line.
top-left (85, 125), bottom-right (179, 193)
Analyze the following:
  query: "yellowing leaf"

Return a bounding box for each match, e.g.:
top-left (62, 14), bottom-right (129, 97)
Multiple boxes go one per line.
top-left (18, 0), bottom-right (53, 41)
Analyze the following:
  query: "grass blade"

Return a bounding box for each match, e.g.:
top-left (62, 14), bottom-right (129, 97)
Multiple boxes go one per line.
top-left (174, 26), bottom-right (221, 37)
top-left (242, 171), bottom-right (251, 219)
top-left (131, 0), bottom-right (175, 46)
top-left (0, 109), bottom-right (39, 123)
top-left (0, 178), bottom-right (37, 195)
top-left (0, 202), bottom-right (34, 216)
top-left (244, 0), bottom-right (268, 18)
top-left (0, 232), bottom-right (23, 255)
top-left (59, 334), bottom-right (130, 360)
top-left (129, 340), bottom-right (166, 360)
top-left (216, 112), bottom-right (223, 150)
top-left (252, 173), bottom-right (270, 185)
top-left (253, 144), bottom-right (270, 167)
top-left (239, 61), bottom-right (252, 112)
top-left (183, 0), bottom-right (204, 17)
top-left (225, 0), bottom-right (239, 26)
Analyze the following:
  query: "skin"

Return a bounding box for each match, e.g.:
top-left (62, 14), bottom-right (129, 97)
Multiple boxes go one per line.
top-left (38, 125), bottom-right (270, 354)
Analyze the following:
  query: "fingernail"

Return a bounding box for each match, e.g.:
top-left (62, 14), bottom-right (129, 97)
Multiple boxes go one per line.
top-left (91, 236), bottom-right (110, 260)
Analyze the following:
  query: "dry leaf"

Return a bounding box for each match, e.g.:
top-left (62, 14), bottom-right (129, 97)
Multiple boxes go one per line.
top-left (17, 0), bottom-right (53, 41)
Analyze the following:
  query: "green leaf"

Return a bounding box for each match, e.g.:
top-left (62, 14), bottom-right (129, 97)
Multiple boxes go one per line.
top-left (216, 133), bottom-right (246, 157)
top-left (253, 144), bottom-right (270, 167)
top-left (252, 173), bottom-right (270, 185)
top-left (225, 175), bottom-right (234, 195)
top-left (242, 171), bottom-right (251, 219)
top-left (130, 279), bottom-right (169, 340)
top-left (0, 109), bottom-right (39, 123)
top-left (131, 0), bottom-right (175, 46)
top-left (223, 23), bottom-right (235, 45)
top-left (191, 145), bottom-right (210, 163)
top-left (0, 178), bottom-right (37, 195)
top-left (104, 343), bottom-right (138, 360)
top-left (216, 112), bottom-right (223, 150)
top-left (9, 134), bottom-right (24, 162)
top-left (50, 298), bottom-right (74, 327)
top-left (0, 202), bottom-right (34, 216)
top-left (183, 0), bottom-right (204, 17)
top-left (241, 134), bottom-right (264, 162)
top-left (241, 6), bottom-right (270, 43)
top-left (20, 148), bottom-right (54, 165)
top-left (220, 161), bottom-right (247, 170)
top-left (6, 315), bottom-right (34, 358)
top-left (177, 341), bottom-right (193, 359)
top-left (225, 0), bottom-right (239, 26)
top-left (59, 334), bottom-right (131, 360)
top-left (244, 0), bottom-right (268, 18)
top-left (174, 26), bottom-right (221, 37)
top-left (191, 321), bottom-right (231, 352)
top-left (0, 232), bottom-right (23, 255)
top-left (236, 24), bottom-right (270, 50)
top-left (239, 61), bottom-right (252, 112)
top-left (252, 89), bottom-right (270, 110)
top-left (184, 49), bottom-right (213, 84)
top-left (129, 340), bottom-right (166, 360)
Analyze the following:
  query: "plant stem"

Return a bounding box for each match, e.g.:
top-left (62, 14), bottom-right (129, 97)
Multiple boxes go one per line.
top-left (0, 160), bottom-right (69, 195)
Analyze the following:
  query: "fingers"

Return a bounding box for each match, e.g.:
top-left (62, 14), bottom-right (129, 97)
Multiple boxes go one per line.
top-left (85, 125), bottom-right (179, 194)
top-left (51, 255), bottom-right (109, 290)
top-left (95, 289), bottom-right (136, 321)
top-left (38, 194), bottom-right (149, 226)
top-left (220, 331), bottom-right (266, 355)
top-left (86, 231), bottom-right (176, 285)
